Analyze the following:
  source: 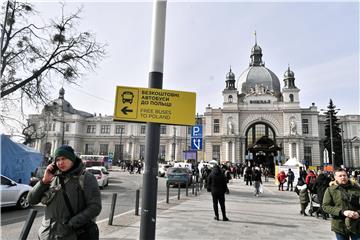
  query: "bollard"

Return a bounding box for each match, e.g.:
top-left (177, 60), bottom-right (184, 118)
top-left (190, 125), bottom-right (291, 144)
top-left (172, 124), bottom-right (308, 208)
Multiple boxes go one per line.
top-left (166, 182), bottom-right (170, 204)
top-left (19, 209), bottom-right (37, 240)
top-left (135, 189), bottom-right (140, 216)
top-left (108, 193), bottom-right (117, 225)
top-left (186, 181), bottom-right (188, 196)
top-left (178, 183), bottom-right (181, 200)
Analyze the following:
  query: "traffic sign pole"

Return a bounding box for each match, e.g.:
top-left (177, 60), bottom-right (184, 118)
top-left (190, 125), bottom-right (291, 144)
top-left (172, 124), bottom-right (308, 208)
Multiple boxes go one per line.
top-left (140, 1), bottom-right (166, 240)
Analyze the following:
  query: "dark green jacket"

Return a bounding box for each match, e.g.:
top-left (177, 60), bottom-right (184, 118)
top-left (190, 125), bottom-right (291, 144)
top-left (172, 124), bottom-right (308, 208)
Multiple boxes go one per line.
top-left (322, 181), bottom-right (360, 235)
top-left (28, 160), bottom-right (102, 240)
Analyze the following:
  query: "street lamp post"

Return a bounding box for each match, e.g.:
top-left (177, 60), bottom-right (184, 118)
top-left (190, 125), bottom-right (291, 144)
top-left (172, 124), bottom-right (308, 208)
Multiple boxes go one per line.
top-left (172, 126), bottom-right (176, 161)
top-left (340, 123), bottom-right (345, 167)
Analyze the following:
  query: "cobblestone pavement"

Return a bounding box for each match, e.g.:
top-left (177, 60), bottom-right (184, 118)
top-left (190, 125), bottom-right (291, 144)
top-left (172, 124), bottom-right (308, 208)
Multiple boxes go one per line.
top-left (99, 178), bottom-right (335, 240)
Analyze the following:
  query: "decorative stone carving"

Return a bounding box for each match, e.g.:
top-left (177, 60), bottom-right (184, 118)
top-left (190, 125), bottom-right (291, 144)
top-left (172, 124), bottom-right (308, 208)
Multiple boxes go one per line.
top-left (227, 117), bottom-right (234, 135)
top-left (246, 84), bottom-right (275, 96)
top-left (290, 118), bottom-right (297, 135)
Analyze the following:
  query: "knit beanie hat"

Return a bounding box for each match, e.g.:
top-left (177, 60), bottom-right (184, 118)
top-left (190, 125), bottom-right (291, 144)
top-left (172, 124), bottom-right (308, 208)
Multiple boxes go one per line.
top-left (54, 145), bottom-right (76, 162)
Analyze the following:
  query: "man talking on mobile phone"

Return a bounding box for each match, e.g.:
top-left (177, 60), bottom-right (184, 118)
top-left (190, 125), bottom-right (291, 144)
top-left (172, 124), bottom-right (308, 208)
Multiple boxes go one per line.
top-left (27, 145), bottom-right (102, 240)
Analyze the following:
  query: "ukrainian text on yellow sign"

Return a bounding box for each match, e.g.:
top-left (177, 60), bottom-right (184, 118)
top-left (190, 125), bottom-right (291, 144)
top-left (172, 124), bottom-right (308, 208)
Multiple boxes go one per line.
top-left (114, 86), bottom-right (196, 125)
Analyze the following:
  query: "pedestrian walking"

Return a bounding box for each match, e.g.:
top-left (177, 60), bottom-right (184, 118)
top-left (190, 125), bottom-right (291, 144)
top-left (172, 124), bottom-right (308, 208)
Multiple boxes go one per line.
top-left (295, 178), bottom-right (310, 216)
top-left (253, 167), bottom-right (263, 197)
top-left (286, 169), bottom-right (295, 191)
top-left (27, 145), bottom-right (102, 240)
top-left (299, 166), bottom-right (307, 182)
top-left (263, 167), bottom-right (270, 182)
top-left (277, 170), bottom-right (286, 191)
top-left (207, 165), bottom-right (229, 221)
top-left (245, 166), bottom-right (253, 186)
top-left (323, 168), bottom-right (360, 240)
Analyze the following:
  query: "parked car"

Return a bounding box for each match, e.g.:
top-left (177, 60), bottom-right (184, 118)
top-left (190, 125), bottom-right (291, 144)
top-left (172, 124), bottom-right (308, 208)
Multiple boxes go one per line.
top-left (158, 164), bottom-right (172, 177)
top-left (29, 166), bottom-right (47, 187)
top-left (1, 175), bottom-right (32, 209)
top-left (166, 167), bottom-right (192, 187)
top-left (86, 166), bottom-right (109, 189)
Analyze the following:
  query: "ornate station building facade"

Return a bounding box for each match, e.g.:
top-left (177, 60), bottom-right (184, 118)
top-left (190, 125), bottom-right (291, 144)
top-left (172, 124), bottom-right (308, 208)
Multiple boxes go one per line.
top-left (28, 42), bottom-right (360, 169)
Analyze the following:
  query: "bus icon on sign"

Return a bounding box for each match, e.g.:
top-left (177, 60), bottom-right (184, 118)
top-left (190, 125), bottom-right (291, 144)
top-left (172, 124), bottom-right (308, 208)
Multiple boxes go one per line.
top-left (121, 91), bottom-right (134, 104)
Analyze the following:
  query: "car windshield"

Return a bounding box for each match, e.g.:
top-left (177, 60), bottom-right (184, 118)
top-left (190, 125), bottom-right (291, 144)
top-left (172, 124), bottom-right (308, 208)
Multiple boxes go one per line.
top-left (88, 169), bottom-right (101, 175)
top-left (168, 168), bottom-right (187, 174)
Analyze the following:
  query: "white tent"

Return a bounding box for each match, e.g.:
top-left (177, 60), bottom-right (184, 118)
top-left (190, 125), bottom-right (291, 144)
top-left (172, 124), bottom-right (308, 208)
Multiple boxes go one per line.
top-left (283, 157), bottom-right (303, 166)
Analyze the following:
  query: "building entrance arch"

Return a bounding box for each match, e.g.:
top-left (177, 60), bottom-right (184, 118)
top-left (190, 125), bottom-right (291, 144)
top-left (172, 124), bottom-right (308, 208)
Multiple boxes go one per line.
top-left (245, 122), bottom-right (280, 174)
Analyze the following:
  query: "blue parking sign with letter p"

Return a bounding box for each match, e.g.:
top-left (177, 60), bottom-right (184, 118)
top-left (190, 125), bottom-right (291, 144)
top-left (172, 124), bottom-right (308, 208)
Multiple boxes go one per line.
top-left (191, 125), bottom-right (202, 138)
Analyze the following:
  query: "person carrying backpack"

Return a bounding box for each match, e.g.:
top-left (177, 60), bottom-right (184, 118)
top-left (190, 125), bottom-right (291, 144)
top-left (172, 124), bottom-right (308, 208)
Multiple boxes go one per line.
top-left (28, 145), bottom-right (102, 240)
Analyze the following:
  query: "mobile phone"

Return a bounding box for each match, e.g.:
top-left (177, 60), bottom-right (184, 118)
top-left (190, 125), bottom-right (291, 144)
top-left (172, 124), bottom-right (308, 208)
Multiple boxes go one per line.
top-left (49, 163), bottom-right (58, 174)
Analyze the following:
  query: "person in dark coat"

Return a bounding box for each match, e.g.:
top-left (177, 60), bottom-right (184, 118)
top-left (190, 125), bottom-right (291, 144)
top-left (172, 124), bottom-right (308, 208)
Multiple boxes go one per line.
top-left (253, 167), bottom-right (263, 197)
top-left (313, 172), bottom-right (331, 219)
top-left (245, 166), bottom-right (253, 186)
top-left (28, 145), bottom-right (102, 240)
top-left (207, 165), bottom-right (229, 221)
top-left (286, 169), bottom-right (295, 191)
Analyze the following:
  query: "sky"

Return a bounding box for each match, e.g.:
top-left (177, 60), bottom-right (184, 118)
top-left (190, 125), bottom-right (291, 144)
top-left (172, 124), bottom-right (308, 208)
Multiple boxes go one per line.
top-left (3, 0), bottom-right (360, 135)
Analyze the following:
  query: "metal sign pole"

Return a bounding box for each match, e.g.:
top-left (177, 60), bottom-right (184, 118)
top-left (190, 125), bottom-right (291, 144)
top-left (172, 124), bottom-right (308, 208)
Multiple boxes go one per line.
top-left (139, 1), bottom-right (167, 240)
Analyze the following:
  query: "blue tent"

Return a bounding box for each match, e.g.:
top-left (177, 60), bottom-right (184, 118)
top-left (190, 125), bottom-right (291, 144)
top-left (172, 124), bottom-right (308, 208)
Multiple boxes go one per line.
top-left (1, 134), bottom-right (43, 184)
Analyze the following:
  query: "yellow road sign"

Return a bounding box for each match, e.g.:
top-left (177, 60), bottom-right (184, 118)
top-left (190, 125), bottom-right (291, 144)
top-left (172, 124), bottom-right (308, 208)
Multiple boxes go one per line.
top-left (114, 86), bottom-right (196, 125)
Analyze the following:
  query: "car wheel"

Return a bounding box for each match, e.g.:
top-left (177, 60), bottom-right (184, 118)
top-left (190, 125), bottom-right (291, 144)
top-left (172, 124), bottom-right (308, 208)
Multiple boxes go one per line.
top-left (105, 179), bottom-right (109, 187)
top-left (17, 192), bottom-right (30, 209)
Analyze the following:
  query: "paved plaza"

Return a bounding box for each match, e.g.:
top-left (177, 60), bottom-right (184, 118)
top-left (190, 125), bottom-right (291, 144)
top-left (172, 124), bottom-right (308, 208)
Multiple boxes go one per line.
top-left (98, 178), bottom-right (335, 240)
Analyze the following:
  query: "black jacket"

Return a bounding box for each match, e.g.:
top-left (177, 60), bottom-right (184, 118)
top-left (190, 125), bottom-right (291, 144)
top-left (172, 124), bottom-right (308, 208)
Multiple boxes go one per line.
top-left (313, 173), bottom-right (331, 203)
top-left (253, 170), bottom-right (262, 183)
top-left (207, 166), bottom-right (228, 195)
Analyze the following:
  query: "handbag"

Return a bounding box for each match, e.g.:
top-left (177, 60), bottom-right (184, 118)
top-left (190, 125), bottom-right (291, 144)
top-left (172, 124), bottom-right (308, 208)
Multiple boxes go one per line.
top-left (345, 217), bottom-right (360, 235)
top-left (259, 184), bottom-right (264, 194)
top-left (75, 221), bottom-right (99, 240)
top-left (59, 176), bottom-right (99, 240)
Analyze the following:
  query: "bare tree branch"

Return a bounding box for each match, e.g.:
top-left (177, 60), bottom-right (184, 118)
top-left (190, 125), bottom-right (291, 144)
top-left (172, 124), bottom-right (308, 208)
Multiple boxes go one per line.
top-left (0, 0), bottom-right (106, 105)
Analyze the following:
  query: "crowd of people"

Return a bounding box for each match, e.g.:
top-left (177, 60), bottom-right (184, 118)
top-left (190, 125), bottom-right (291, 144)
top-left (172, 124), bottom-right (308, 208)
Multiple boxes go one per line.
top-left (117, 160), bottom-right (143, 174)
top-left (27, 144), bottom-right (360, 240)
top-left (200, 162), bottom-right (360, 239)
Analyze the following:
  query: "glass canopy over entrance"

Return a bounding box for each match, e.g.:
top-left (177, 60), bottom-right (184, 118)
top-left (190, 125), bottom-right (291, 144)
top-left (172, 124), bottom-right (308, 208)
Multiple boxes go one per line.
top-left (245, 122), bottom-right (280, 174)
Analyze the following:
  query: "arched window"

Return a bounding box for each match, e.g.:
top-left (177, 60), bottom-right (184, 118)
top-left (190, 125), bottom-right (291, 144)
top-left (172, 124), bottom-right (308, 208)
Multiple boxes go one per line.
top-left (228, 95), bottom-right (233, 103)
top-left (289, 94), bottom-right (294, 102)
top-left (245, 122), bottom-right (276, 148)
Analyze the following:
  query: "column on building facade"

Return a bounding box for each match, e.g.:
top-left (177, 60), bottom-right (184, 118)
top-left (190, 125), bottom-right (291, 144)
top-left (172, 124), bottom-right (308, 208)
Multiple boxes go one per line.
top-left (131, 142), bottom-right (135, 160)
top-left (232, 140), bottom-right (236, 164)
top-left (241, 140), bottom-right (246, 163)
top-left (226, 142), bottom-right (229, 162)
top-left (296, 142), bottom-right (300, 161)
top-left (289, 143), bottom-right (292, 159)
